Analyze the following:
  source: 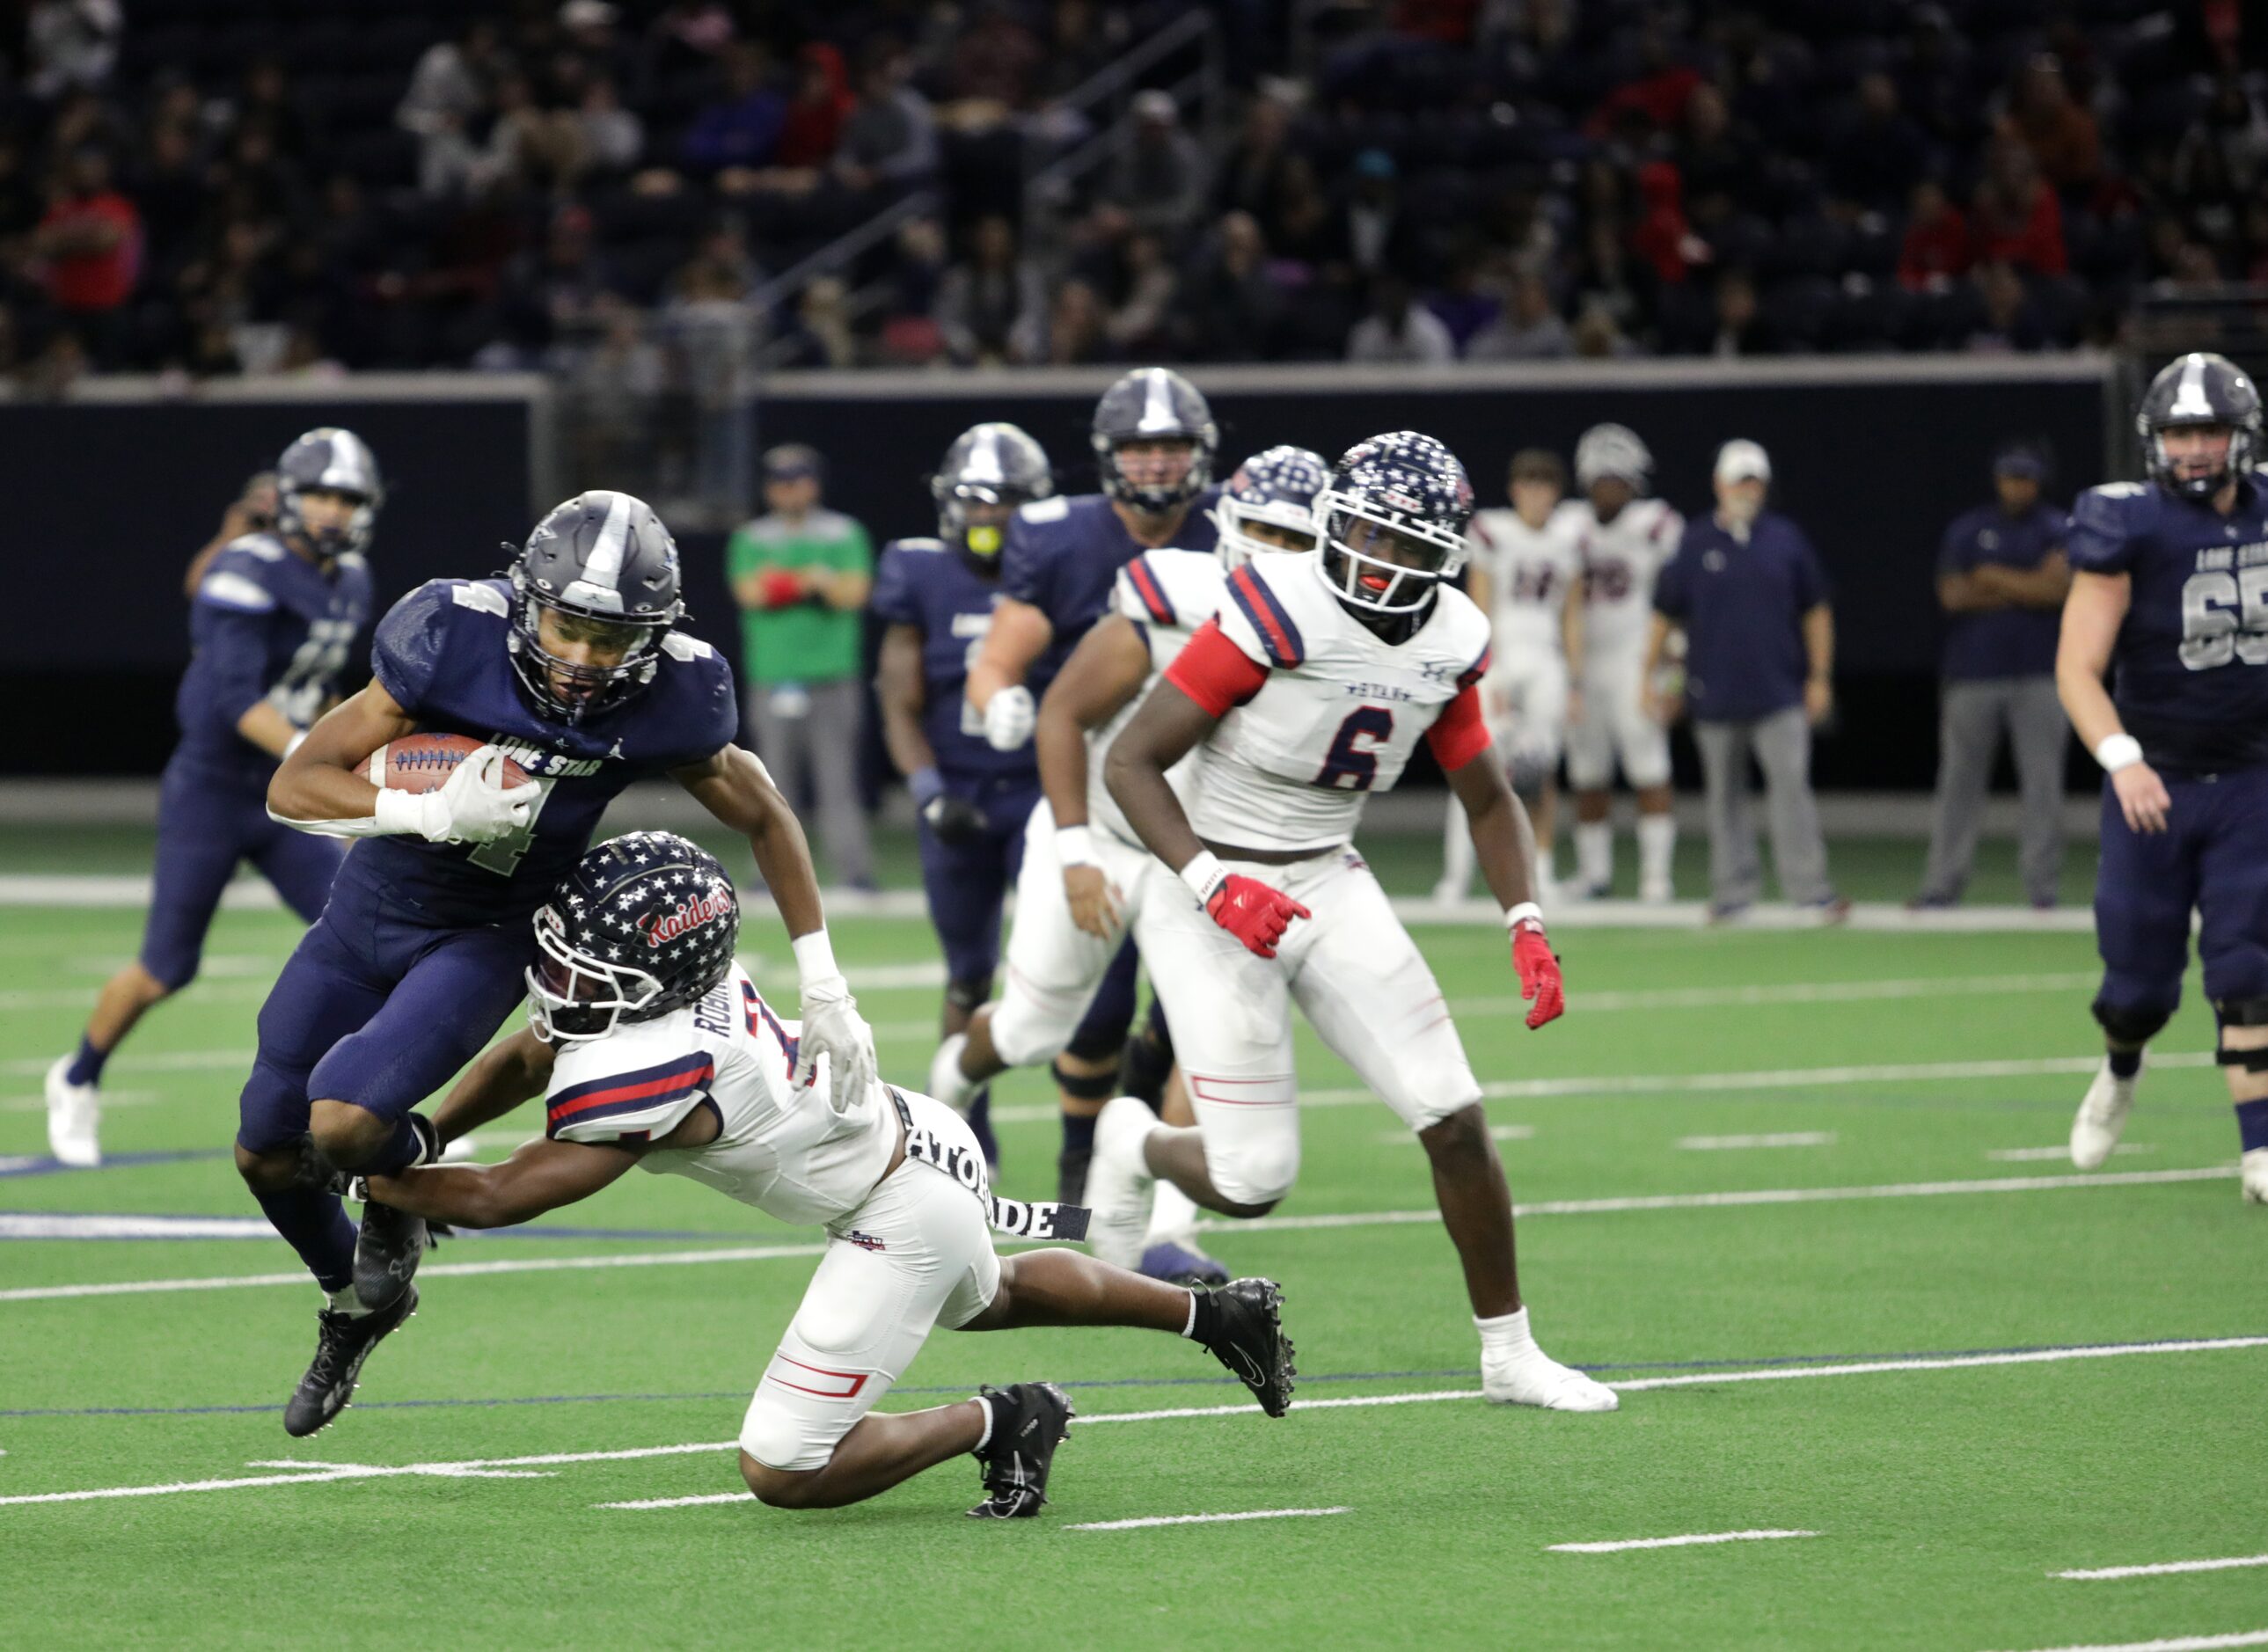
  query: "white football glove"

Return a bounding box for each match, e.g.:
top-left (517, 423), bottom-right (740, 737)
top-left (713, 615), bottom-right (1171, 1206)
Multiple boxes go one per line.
top-left (796, 980), bottom-right (880, 1118)
top-left (982, 685), bottom-right (1035, 751)
top-left (423, 745), bottom-right (544, 844)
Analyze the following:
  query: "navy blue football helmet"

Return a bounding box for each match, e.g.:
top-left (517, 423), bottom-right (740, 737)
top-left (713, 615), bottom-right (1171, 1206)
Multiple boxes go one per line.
top-left (527, 831), bottom-right (740, 1042)
top-left (932, 422), bottom-right (1053, 558)
top-left (507, 490), bottom-right (686, 724)
top-left (1314, 431), bottom-right (1475, 616)
top-left (2140, 352), bottom-right (2261, 501)
top-left (275, 428), bottom-right (383, 559)
top-left (1210, 445), bottom-right (1329, 569)
top-left (1091, 367), bottom-right (1218, 514)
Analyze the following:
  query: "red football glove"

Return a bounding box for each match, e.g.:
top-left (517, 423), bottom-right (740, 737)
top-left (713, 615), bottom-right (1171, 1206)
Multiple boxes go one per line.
top-left (1205, 874), bottom-right (1312, 960)
top-left (758, 568), bottom-right (806, 609)
top-left (1511, 917), bottom-right (1565, 1029)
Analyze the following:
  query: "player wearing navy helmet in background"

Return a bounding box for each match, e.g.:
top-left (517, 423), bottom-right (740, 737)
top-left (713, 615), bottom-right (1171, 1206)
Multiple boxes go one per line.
top-left (45, 429), bottom-right (379, 1169)
top-left (246, 489), bottom-right (881, 1436)
top-left (873, 422), bottom-right (1057, 1166)
top-left (961, 368), bottom-right (1222, 1202)
top-left (2059, 352), bottom-right (2268, 1203)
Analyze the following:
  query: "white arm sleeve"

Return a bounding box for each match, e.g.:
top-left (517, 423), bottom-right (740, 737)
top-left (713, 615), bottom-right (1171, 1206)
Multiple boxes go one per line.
top-left (268, 787), bottom-right (440, 840)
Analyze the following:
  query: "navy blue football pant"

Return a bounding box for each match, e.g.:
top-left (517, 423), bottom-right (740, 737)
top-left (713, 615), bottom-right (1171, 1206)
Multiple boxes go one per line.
top-left (139, 755), bottom-right (343, 989)
top-left (238, 869), bottom-right (535, 1159)
top-left (915, 777), bottom-right (1040, 989)
top-left (2093, 764), bottom-right (2268, 1025)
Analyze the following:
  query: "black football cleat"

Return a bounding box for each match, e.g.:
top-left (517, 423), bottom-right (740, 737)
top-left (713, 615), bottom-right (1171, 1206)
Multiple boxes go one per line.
top-left (353, 1198), bottom-right (445, 1310)
top-left (967, 1382), bottom-right (1075, 1519)
top-left (283, 1283), bottom-right (418, 1437)
top-left (1198, 1278), bottom-right (1297, 1418)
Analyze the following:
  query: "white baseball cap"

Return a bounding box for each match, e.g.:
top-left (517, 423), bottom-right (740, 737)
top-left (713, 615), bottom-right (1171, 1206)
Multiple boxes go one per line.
top-left (1715, 438), bottom-right (1772, 484)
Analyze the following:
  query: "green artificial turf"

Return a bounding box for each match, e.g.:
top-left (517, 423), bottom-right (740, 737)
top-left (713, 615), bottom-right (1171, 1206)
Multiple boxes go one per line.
top-left (1, 846), bottom-right (2263, 1652)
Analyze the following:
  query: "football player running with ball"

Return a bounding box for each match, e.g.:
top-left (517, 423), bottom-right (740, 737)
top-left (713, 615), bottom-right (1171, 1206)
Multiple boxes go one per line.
top-left (360, 832), bottom-right (1294, 1519)
top-left (248, 491), bottom-right (881, 1435)
top-left (1101, 432), bottom-right (1617, 1412)
top-left (2059, 352), bottom-right (2268, 1202)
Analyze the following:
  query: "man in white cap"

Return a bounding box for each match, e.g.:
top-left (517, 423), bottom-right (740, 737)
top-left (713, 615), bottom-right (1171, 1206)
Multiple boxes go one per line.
top-left (1643, 439), bottom-right (1847, 921)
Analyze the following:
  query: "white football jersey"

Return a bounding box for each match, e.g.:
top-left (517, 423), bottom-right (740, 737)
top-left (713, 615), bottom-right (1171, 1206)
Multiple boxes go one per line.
top-left (1467, 501), bottom-right (1584, 654)
top-left (1574, 495), bottom-right (1683, 658)
top-left (1085, 548), bottom-right (1225, 846)
top-left (1187, 552), bottom-right (1491, 853)
top-left (545, 961), bottom-right (894, 1228)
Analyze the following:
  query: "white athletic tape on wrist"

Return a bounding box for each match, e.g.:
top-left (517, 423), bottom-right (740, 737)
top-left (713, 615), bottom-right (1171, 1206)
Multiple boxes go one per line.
top-left (2095, 733), bottom-right (2144, 773)
top-left (1180, 850), bottom-right (1229, 907)
top-left (1055, 824), bottom-right (1096, 868)
top-left (1503, 901), bottom-right (1544, 933)
top-left (793, 930), bottom-right (844, 996)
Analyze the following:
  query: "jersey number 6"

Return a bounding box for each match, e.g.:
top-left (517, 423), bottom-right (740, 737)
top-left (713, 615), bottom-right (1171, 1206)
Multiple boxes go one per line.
top-left (1315, 706), bottom-right (1395, 791)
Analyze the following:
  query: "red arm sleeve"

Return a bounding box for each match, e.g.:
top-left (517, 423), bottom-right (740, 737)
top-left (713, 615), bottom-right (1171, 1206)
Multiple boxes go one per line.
top-left (1164, 619), bottom-right (1270, 717)
top-left (1425, 683), bottom-right (1493, 771)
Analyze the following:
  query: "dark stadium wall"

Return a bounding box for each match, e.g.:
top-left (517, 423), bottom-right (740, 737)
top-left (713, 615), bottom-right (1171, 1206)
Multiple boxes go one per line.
top-left (751, 362), bottom-right (2115, 793)
top-left (0, 393), bottom-right (538, 775)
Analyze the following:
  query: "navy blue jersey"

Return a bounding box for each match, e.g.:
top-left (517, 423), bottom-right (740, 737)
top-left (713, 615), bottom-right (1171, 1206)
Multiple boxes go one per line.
top-left (999, 489), bottom-right (1219, 693)
top-left (174, 535), bottom-right (374, 788)
top-left (343, 578), bottom-right (739, 925)
top-left (1937, 501), bottom-right (2069, 682)
top-left (870, 536), bottom-right (1035, 785)
top-left (2067, 474), bottom-right (2268, 774)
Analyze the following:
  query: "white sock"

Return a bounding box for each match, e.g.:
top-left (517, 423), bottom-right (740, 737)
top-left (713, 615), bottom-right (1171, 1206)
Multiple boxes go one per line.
top-left (1438, 796), bottom-right (1474, 896)
top-left (1474, 1305), bottom-right (1535, 1358)
top-left (1575, 822), bottom-right (1611, 890)
top-left (1145, 1177), bottom-right (1201, 1245)
top-left (325, 1284), bottom-right (372, 1319)
top-left (1637, 813), bottom-right (1675, 888)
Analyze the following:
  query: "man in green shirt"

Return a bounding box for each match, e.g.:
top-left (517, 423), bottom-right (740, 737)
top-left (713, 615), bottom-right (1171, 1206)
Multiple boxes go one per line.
top-left (728, 444), bottom-right (876, 888)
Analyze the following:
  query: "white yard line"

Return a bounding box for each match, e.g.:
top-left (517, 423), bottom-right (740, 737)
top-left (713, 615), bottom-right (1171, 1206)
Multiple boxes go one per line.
top-left (1982, 1633), bottom-right (2268, 1652)
top-left (1548, 1528), bottom-right (1818, 1553)
top-left (2057, 1555), bottom-right (2268, 1582)
top-left (599, 1492), bottom-right (754, 1510)
top-left (6, 1339), bottom-right (2262, 1511)
top-left (1069, 1507), bottom-right (1353, 1531)
top-left (2, 1166), bottom-right (2238, 1303)
top-left (1989, 1145), bottom-right (2151, 1162)
top-left (1677, 1132), bottom-right (1836, 1151)
top-left (991, 1052), bottom-right (2219, 1125)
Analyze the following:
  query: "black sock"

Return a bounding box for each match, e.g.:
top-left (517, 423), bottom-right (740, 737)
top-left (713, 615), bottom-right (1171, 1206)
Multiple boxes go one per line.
top-left (255, 1187), bottom-right (356, 1295)
top-left (972, 1388), bottom-right (1015, 1453)
top-left (64, 1034), bottom-right (107, 1088)
top-left (2108, 1047), bottom-right (2142, 1079)
top-left (2237, 1097), bottom-right (2268, 1152)
top-left (1060, 1111), bottom-right (1098, 1157)
top-left (1186, 1288), bottom-right (1223, 1345)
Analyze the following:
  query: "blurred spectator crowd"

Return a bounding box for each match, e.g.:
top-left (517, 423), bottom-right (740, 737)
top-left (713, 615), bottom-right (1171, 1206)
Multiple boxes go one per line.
top-left (0, 0), bottom-right (2260, 391)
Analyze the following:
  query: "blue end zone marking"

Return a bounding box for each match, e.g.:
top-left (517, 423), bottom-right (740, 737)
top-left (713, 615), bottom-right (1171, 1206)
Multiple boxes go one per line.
top-left (0, 1150), bottom-right (232, 1181)
top-left (7, 1335), bottom-right (2257, 1420)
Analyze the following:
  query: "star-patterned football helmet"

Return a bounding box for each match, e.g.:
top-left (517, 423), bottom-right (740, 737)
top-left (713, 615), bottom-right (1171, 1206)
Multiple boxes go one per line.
top-left (1210, 444), bottom-right (1330, 570)
top-left (525, 831), bottom-right (740, 1042)
top-left (1313, 430), bottom-right (1475, 616)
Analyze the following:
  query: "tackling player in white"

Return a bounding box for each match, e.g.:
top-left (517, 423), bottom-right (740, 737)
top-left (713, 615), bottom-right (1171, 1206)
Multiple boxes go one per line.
top-left (1566, 423), bottom-right (1681, 902)
top-left (359, 831), bottom-right (1295, 1519)
top-left (930, 447), bottom-right (1330, 1283)
top-left (1101, 432), bottom-right (1617, 1413)
top-left (1438, 447), bottom-right (1584, 904)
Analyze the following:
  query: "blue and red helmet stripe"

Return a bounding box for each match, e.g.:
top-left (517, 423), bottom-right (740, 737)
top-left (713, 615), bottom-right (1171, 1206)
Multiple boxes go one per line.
top-left (1228, 565), bottom-right (1306, 667)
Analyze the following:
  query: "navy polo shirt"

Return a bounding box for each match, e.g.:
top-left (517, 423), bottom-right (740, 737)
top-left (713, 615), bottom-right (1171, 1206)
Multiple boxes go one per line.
top-left (1654, 509), bottom-right (1830, 722)
top-left (1936, 500), bottom-right (2068, 682)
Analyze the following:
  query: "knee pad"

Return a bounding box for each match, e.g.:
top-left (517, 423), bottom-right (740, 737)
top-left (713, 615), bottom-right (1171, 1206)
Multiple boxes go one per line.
top-left (1050, 1057), bottom-right (1119, 1101)
top-left (1063, 1014), bottom-right (1130, 1064)
top-left (945, 976), bottom-right (991, 1017)
top-left (737, 1394), bottom-right (823, 1473)
top-left (1206, 1135), bottom-right (1299, 1208)
top-left (2214, 998), bottom-right (2268, 1070)
top-left (2092, 997), bottom-right (2173, 1047)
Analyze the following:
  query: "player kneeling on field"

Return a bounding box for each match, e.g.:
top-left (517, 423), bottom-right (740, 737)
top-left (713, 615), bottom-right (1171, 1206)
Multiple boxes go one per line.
top-left (361, 831), bottom-right (1294, 1517)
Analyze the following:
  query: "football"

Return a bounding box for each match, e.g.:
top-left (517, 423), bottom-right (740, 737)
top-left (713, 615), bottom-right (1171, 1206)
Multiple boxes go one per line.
top-left (364, 733), bottom-right (530, 793)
